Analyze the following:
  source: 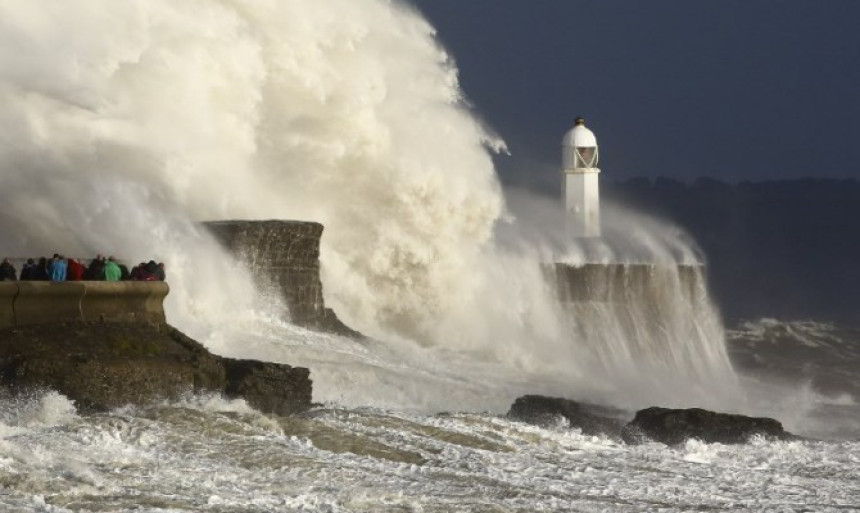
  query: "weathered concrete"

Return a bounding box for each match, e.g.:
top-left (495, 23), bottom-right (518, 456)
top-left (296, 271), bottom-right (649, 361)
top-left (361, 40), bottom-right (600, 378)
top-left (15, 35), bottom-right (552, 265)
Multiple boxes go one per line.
top-left (0, 282), bottom-right (168, 329)
top-left (205, 220), bottom-right (360, 337)
top-left (80, 281), bottom-right (167, 324)
top-left (549, 263), bottom-right (705, 304)
top-left (205, 220), bottom-right (324, 324)
top-left (0, 284), bottom-right (16, 329)
top-left (14, 282), bottom-right (87, 326)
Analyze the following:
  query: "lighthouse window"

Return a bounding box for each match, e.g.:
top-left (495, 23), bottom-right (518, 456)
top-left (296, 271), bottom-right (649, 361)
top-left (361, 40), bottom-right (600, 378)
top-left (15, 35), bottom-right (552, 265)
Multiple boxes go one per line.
top-left (576, 147), bottom-right (597, 168)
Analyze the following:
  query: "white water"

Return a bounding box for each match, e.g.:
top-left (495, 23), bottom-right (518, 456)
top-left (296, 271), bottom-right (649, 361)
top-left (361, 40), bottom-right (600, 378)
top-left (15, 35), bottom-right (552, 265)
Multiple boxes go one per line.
top-left (0, 0), bottom-right (740, 412)
top-left (0, 389), bottom-right (857, 512)
top-left (727, 319), bottom-right (860, 440)
top-left (0, 2), bottom-right (857, 510)
top-left (0, 322), bottom-right (857, 511)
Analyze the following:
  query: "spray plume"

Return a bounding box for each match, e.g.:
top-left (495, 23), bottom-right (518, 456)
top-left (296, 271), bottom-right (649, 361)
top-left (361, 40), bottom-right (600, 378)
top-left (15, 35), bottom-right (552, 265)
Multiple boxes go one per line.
top-left (0, 0), bottom-right (738, 410)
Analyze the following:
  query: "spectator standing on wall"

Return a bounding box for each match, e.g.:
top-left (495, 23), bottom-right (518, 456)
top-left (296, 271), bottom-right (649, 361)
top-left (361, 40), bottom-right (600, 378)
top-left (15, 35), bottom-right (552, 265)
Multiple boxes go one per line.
top-left (67, 258), bottom-right (85, 281)
top-left (131, 261), bottom-right (158, 281)
top-left (19, 259), bottom-right (36, 280)
top-left (155, 263), bottom-right (166, 281)
top-left (0, 259), bottom-right (16, 281)
top-left (104, 256), bottom-right (122, 282)
top-left (119, 263), bottom-right (130, 280)
top-left (129, 263), bottom-right (142, 280)
top-left (50, 255), bottom-right (67, 282)
top-left (35, 257), bottom-right (50, 280)
top-left (84, 255), bottom-right (102, 280)
top-left (47, 253), bottom-right (59, 277)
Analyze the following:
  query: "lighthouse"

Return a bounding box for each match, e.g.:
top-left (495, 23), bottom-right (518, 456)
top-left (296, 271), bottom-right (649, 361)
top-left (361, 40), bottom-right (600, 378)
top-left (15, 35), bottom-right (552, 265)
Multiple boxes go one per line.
top-left (562, 117), bottom-right (601, 238)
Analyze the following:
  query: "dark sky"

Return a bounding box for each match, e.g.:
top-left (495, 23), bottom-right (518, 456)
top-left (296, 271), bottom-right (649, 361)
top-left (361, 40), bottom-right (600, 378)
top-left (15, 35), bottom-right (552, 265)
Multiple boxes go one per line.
top-left (410, 1), bottom-right (860, 189)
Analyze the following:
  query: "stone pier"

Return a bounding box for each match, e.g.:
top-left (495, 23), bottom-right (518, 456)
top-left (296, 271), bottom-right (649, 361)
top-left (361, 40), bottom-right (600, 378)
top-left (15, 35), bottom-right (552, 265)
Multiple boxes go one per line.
top-left (205, 220), bottom-right (359, 337)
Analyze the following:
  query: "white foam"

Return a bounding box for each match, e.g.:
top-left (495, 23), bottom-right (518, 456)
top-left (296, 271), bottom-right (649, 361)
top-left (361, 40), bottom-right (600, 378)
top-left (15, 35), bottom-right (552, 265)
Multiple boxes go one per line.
top-left (0, 391), bottom-right (78, 435)
top-left (0, 401), bottom-right (856, 511)
top-left (0, 0), bottom-right (741, 415)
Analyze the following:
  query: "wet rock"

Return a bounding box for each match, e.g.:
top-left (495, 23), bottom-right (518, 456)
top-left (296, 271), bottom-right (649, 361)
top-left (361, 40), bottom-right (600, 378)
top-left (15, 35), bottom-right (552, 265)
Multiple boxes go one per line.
top-left (622, 407), bottom-right (792, 445)
top-left (0, 322), bottom-right (312, 416)
top-left (507, 395), bottom-right (628, 439)
top-left (224, 359), bottom-right (311, 415)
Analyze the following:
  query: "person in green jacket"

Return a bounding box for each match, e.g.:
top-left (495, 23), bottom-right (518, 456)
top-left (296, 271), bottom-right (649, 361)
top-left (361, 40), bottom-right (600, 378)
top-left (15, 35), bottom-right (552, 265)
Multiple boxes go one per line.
top-left (103, 256), bottom-right (122, 281)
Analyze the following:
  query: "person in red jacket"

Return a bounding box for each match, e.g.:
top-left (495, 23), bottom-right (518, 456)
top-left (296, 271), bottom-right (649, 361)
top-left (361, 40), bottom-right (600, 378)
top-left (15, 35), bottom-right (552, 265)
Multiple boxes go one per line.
top-left (66, 258), bottom-right (85, 281)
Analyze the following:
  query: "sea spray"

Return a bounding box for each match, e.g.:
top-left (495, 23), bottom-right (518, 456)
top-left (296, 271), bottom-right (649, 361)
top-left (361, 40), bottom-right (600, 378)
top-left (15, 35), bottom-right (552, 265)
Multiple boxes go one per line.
top-left (500, 190), bottom-right (739, 408)
top-left (0, 0), bottom-right (738, 411)
top-left (0, 0), bottom-right (502, 346)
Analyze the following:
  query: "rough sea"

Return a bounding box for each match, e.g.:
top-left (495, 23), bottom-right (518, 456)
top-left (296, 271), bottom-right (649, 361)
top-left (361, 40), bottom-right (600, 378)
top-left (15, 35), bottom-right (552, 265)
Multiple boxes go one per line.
top-left (1, 1), bottom-right (857, 510)
top-left (1, 318), bottom-right (857, 512)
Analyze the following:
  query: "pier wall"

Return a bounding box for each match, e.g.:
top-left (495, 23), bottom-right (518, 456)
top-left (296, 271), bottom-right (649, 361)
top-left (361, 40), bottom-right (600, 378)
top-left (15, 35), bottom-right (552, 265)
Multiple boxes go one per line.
top-left (549, 263), bottom-right (705, 305)
top-left (205, 220), bottom-right (358, 336)
top-left (545, 262), bottom-right (735, 388)
top-left (205, 220), bottom-right (324, 324)
top-left (0, 281), bottom-right (168, 329)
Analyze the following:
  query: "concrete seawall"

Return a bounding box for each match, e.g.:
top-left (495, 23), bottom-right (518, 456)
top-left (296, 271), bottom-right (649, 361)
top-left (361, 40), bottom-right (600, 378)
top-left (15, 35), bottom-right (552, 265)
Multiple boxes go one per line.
top-left (549, 263), bottom-right (706, 304)
top-left (205, 220), bottom-right (324, 324)
top-left (0, 280), bottom-right (313, 415)
top-left (205, 220), bottom-right (360, 337)
top-left (0, 281), bottom-right (168, 329)
top-left (545, 262), bottom-right (736, 390)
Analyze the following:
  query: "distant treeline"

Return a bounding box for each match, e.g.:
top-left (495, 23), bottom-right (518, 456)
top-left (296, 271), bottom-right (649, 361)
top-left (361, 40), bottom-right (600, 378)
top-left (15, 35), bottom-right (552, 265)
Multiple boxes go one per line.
top-left (603, 177), bottom-right (860, 326)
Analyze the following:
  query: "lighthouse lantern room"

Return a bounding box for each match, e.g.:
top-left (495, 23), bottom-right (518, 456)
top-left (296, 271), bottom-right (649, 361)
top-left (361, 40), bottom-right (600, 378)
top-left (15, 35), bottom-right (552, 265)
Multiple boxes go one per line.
top-left (562, 116), bottom-right (601, 238)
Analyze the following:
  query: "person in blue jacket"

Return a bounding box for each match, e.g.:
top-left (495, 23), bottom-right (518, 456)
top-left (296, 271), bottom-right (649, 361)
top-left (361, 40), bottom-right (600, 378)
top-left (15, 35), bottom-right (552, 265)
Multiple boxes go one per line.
top-left (50, 255), bottom-right (67, 282)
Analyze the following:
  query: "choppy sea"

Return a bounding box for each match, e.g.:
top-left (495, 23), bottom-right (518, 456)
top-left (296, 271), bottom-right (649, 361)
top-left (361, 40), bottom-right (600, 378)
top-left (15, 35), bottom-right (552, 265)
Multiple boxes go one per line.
top-left (1, 318), bottom-right (858, 512)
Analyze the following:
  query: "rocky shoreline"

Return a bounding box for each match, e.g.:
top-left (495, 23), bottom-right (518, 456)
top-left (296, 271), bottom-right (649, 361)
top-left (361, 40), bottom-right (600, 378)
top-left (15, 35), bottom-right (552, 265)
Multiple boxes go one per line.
top-left (0, 220), bottom-right (357, 416)
top-left (0, 321), bottom-right (311, 415)
top-left (508, 395), bottom-right (796, 446)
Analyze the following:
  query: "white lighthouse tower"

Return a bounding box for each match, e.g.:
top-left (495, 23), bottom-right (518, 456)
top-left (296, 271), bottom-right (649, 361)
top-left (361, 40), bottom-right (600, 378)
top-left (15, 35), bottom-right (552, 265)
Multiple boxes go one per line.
top-left (562, 116), bottom-right (601, 238)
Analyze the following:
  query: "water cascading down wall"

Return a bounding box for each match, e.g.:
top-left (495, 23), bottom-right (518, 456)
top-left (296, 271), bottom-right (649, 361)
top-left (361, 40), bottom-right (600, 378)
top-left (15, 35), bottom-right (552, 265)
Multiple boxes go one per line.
top-left (202, 217), bottom-right (738, 406)
top-left (548, 261), bottom-right (738, 404)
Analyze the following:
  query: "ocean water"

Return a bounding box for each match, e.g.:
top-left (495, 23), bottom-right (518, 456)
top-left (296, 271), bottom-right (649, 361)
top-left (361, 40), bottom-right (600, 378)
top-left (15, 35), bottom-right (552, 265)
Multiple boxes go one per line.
top-left (0, 1), bottom-right (857, 510)
top-left (727, 319), bottom-right (860, 442)
top-left (1, 318), bottom-right (858, 512)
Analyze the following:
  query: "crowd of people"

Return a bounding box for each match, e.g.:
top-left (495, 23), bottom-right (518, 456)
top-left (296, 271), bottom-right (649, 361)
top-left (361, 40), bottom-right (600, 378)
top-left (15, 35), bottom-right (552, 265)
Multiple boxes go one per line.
top-left (0, 255), bottom-right (165, 283)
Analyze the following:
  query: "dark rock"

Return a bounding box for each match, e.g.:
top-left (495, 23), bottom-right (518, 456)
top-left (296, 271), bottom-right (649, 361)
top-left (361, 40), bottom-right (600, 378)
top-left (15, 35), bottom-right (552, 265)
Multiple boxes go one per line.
top-left (622, 406), bottom-right (792, 445)
top-left (224, 359), bottom-right (311, 415)
top-left (0, 322), bottom-right (311, 415)
top-left (507, 395), bottom-right (628, 439)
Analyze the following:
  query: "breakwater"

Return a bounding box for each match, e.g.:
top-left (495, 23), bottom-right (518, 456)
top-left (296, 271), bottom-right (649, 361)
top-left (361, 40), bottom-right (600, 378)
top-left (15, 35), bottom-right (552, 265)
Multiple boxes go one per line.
top-left (550, 263), bottom-right (704, 304)
top-left (0, 281), bottom-right (312, 415)
top-left (205, 221), bottom-right (324, 324)
top-left (547, 262), bottom-right (738, 397)
top-left (205, 220), bottom-right (358, 336)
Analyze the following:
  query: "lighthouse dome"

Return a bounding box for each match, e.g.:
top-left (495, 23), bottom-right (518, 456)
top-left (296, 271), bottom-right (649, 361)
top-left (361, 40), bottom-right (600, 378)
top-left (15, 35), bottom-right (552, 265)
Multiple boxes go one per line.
top-left (562, 117), bottom-right (599, 169)
top-left (562, 123), bottom-right (597, 148)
